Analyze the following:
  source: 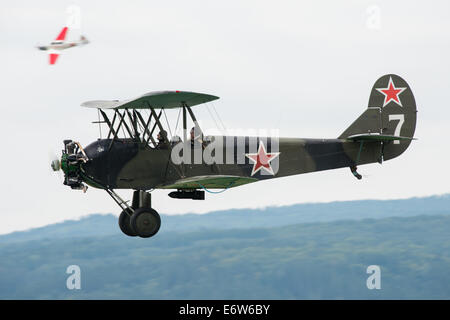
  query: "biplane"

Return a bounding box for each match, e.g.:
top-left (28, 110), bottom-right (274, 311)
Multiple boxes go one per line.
top-left (51, 74), bottom-right (417, 238)
top-left (37, 27), bottom-right (89, 65)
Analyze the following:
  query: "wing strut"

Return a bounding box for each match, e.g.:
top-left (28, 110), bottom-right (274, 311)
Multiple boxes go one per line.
top-left (105, 189), bottom-right (134, 214)
top-left (107, 110), bottom-right (133, 151)
top-left (185, 103), bottom-right (203, 136)
top-left (99, 109), bottom-right (117, 139)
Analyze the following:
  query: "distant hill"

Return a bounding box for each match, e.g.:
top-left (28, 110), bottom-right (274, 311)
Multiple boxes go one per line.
top-left (2, 194), bottom-right (450, 243)
top-left (0, 213), bottom-right (449, 299)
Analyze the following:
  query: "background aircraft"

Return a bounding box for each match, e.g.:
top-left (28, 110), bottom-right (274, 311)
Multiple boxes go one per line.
top-left (36, 26), bottom-right (89, 64)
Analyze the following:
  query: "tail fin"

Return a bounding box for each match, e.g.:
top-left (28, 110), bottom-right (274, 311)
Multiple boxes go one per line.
top-left (55, 27), bottom-right (68, 41)
top-left (339, 74), bottom-right (417, 160)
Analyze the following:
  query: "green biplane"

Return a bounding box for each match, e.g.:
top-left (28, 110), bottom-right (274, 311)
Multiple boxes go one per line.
top-left (51, 74), bottom-right (417, 238)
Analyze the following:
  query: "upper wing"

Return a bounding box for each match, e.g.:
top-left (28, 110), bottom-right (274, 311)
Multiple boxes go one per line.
top-left (81, 91), bottom-right (219, 110)
top-left (157, 175), bottom-right (258, 190)
top-left (55, 27), bottom-right (68, 41)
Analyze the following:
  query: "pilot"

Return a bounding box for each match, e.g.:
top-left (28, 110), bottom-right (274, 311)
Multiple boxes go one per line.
top-left (190, 127), bottom-right (203, 147)
top-left (170, 135), bottom-right (182, 146)
top-left (156, 130), bottom-right (169, 149)
top-left (190, 127), bottom-right (195, 141)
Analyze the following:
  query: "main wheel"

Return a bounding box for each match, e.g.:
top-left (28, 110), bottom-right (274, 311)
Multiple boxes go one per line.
top-left (130, 208), bottom-right (161, 238)
top-left (119, 209), bottom-right (137, 237)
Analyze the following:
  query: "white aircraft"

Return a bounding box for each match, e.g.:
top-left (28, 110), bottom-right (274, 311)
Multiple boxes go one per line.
top-left (37, 27), bottom-right (89, 65)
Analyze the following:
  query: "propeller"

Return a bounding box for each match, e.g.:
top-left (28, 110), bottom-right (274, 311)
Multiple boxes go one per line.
top-left (51, 159), bottom-right (61, 172)
top-left (48, 150), bottom-right (63, 179)
top-left (48, 141), bottom-right (89, 192)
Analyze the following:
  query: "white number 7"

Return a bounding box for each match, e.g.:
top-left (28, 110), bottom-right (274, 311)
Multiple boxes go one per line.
top-left (388, 114), bottom-right (404, 144)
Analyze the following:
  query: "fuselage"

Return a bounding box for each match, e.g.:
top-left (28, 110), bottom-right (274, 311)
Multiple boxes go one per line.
top-left (79, 136), bottom-right (381, 190)
top-left (38, 41), bottom-right (79, 51)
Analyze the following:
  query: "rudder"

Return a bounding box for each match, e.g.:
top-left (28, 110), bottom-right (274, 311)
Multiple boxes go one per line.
top-left (339, 74), bottom-right (417, 161)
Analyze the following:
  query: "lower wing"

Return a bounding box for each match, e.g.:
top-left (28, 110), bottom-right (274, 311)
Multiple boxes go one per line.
top-left (158, 175), bottom-right (258, 190)
top-left (48, 50), bottom-right (61, 65)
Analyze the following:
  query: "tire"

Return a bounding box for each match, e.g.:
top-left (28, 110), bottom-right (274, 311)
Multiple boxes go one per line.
top-left (118, 209), bottom-right (137, 237)
top-left (130, 208), bottom-right (161, 238)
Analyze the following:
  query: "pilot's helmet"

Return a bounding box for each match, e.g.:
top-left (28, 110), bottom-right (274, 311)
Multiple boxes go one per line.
top-left (190, 127), bottom-right (203, 140)
top-left (158, 130), bottom-right (168, 140)
top-left (170, 135), bottom-right (182, 144)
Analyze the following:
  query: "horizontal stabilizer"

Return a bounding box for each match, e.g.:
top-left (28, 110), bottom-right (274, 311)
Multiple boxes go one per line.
top-left (346, 133), bottom-right (417, 142)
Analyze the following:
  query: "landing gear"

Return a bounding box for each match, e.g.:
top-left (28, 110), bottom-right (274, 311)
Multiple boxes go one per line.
top-left (130, 208), bottom-right (161, 238)
top-left (108, 189), bottom-right (161, 238)
top-left (118, 209), bottom-right (137, 237)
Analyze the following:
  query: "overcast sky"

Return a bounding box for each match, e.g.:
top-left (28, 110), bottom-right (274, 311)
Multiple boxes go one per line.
top-left (0, 0), bottom-right (449, 234)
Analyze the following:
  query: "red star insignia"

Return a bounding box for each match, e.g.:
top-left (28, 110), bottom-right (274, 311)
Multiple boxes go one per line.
top-left (245, 141), bottom-right (280, 176)
top-left (376, 76), bottom-right (407, 107)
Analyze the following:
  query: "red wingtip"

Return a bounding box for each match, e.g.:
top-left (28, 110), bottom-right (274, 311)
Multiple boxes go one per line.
top-left (55, 27), bottom-right (68, 41)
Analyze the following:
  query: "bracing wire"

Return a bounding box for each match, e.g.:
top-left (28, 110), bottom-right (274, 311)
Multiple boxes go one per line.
top-left (206, 103), bottom-right (221, 134)
top-left (162, 108), bottom-right (172, 139)
top-left (136, 113), bottom-right (145, 137)
top-left (141, 109), bottom-right (151, 141)
top-left (120, 111), bottom-right (127, 138)
top-left (211, 101), bottom-right (226, 131)
top-left (174, 107), bottom-right (181, 136)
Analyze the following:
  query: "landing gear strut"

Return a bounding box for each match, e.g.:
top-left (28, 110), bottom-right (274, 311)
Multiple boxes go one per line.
top-left (109, 189), bottom-right (161, 238)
